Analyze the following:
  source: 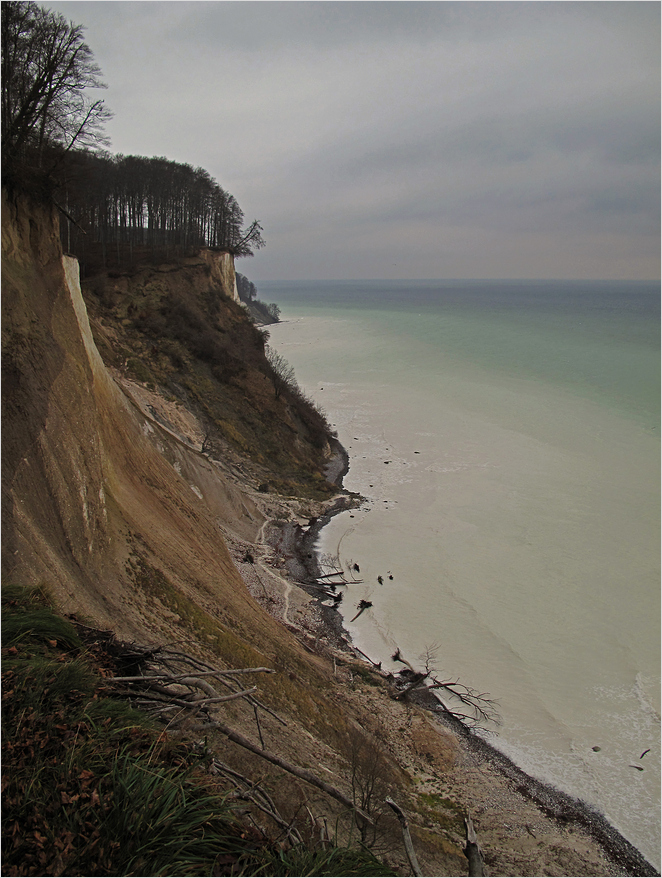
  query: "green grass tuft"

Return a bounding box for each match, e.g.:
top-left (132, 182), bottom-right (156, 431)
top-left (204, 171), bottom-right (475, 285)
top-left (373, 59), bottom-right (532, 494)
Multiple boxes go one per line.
top-left (252, 843), bottom-right (398, 876)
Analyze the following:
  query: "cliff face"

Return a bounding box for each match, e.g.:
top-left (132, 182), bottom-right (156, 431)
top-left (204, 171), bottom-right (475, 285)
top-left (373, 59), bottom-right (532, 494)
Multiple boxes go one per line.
top-left (199, 248), bottom-right (239, 302)
top-left (1, 192), bottom-right (295, 648)
top-left (1, 192), bottom-right (418, 869)
top-left (2, 193), bottom-right (109, 609)
top-left (3, 191), bottom-right (639, 878)
top-left (81, 248), bottom-right (335, 500)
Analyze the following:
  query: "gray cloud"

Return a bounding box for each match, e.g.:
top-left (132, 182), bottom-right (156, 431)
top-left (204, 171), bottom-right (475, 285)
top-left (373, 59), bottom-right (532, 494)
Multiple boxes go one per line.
top-left (49, 1), bottom-right (660, 279)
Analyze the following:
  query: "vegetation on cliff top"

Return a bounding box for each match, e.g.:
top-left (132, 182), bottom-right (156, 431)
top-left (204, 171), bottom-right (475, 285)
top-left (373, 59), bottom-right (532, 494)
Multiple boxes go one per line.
top-left (2, 1), bottom-right (264, 273)
top-left (58, 151), bottom-right (265, 276)
top-left (3, 0), bottom-right (336, 499)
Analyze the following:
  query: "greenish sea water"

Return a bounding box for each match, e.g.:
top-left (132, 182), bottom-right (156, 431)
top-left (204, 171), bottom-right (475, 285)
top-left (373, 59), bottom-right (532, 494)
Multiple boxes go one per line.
top-left (264, 279), bottom-right (660, 866)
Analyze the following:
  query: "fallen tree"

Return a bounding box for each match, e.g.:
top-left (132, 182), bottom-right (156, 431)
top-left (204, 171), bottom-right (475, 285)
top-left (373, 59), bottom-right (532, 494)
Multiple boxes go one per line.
top-left (391, 645), bottom-right (501, 732)
top-left (98, 635), bottom-right (374, 826)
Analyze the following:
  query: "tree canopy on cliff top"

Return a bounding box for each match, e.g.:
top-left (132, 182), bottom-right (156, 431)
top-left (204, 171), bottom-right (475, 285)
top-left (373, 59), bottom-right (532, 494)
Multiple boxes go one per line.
top-left (60, 152), bottom-right (265, 272)
top-left (2, 1), bottom-right (265, 266)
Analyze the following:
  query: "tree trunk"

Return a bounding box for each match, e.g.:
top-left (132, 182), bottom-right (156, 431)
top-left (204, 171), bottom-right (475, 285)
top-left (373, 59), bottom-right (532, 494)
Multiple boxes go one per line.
top-left (464, 814), bottom-right (486, 876)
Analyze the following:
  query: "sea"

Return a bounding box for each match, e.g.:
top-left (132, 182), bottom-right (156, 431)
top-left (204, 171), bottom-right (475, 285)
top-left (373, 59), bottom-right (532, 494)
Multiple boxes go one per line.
top-left (263, 279), bottom-right (660, 868)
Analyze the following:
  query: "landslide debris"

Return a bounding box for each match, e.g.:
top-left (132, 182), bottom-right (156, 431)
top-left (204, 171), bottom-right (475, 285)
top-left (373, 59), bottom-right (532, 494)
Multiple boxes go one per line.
top-left (82, 256), bottom-right (337, 500)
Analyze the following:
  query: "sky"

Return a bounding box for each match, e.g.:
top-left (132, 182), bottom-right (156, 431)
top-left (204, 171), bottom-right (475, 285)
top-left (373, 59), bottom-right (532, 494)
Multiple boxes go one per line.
top-left (48, 1), bottom-right (660, 281)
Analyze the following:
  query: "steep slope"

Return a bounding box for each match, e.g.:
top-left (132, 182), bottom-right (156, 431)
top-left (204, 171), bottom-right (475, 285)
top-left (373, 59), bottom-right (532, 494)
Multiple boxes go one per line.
top-left (3, 191), bottom-right (258, 639)
top-left (80, 253), bottom-right (336, 500)
top-left (3, 190), bottom-right (653, 878)
top-left (1, 188), bottom-right (422, 871)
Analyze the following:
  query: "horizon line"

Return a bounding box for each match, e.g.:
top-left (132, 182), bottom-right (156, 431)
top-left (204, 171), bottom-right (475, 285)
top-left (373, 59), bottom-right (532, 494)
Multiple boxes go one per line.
top-left (253, 277), bottom-right (660, 284)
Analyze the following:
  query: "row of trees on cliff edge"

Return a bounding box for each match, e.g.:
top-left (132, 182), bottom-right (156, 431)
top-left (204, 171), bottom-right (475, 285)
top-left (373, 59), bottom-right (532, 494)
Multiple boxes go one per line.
top-left (2, 1), bottom-right (265, 274)
top-left (58, 151), bottom-right (266, 275)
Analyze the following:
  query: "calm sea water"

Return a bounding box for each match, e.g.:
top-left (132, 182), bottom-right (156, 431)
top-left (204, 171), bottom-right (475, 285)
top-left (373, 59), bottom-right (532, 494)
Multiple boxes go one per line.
top-left (264, 279), bottom-right (660, 866)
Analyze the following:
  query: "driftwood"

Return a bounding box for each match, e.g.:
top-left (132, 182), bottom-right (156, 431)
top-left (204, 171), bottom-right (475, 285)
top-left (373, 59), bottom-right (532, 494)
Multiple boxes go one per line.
top-left (390, 646), bottom-right (500, 731)
top-left (352, 646), bottom-right (383, 670)
top-left (394, 672), bottom-right (428, 700)
top-left (385, 797), bottom-right (422, 877)
top-left (464, 814), bottom-right (486, 876)
top-left (349, 599), bottom-right (373, 622)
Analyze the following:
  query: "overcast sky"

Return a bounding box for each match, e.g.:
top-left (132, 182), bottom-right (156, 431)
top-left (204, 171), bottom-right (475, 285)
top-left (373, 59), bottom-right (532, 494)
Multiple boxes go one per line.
top-left (49, 1), bottom-right (659, 281)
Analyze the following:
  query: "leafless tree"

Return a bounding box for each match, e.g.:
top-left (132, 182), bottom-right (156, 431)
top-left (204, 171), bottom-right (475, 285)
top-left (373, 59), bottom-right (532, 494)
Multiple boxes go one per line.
top-left (392, 644), bottom-right (501, 732)
top-left (349, 729), bottom-right (392, 849)
top-left (230, 218), bottom-right (265, 257)
top-left (265, 345), bottom-right (297, 399)
top-left (2, 1), bottom-right (111, 171)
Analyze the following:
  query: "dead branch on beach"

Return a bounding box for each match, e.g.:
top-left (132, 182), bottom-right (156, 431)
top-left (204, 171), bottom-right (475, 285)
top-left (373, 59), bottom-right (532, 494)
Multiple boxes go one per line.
top-left (349, 599), bottom-right (373, 622)
top-left (390, 644), bottom-right (500, 732)
top-left (317, 551), bottom-right (364, 587)
top-left (428, 678), bottom-right (500, 730)
top-left (318, 551), bottom-right (346, 582)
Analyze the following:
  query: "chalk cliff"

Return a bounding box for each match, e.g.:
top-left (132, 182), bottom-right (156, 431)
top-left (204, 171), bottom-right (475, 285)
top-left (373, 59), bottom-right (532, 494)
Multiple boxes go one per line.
top-left (199, 247), bottom-right (240, 302)
top-left (2, 190), bottom-right (266, 641)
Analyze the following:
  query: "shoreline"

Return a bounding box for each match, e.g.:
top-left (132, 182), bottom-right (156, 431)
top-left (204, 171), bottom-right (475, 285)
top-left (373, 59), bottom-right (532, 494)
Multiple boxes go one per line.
top-left (288, 444), bottom-right (659, 877)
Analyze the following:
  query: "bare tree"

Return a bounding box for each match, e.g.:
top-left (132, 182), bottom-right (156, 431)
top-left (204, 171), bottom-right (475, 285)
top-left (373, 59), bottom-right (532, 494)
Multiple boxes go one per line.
top-left (265, 345), bottom-right (297, 400)
top-left (2, 1), bottom-right (111, 171)
top-left (392, 644), bottom-right (501, 732)
top-left (230, 218), bottom-right (266, 257)
top-left (349, 729), bottom-right (390, 847)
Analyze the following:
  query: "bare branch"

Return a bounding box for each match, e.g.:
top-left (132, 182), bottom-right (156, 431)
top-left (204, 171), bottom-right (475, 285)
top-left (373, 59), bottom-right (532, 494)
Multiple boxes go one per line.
top-left (386, 798), bottom-right (423, 877)
top-left (210, 718), bottom-right (374, 825)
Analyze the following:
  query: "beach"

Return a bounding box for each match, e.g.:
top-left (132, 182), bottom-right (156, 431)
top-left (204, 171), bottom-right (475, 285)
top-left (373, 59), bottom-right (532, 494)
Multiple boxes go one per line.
top-left (217, 444), bottom-right (657, 876)
top-left (264, 278), bottom-right (660, 869)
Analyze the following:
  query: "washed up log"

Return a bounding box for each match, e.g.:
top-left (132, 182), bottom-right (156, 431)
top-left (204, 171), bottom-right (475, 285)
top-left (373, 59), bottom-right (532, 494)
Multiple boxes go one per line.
top-left (393, 671), bottom-right (428, 700)
top-left (353, 646), bottom-right (383, 670)
top-left (349, 599), bottom-right (373, 622)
